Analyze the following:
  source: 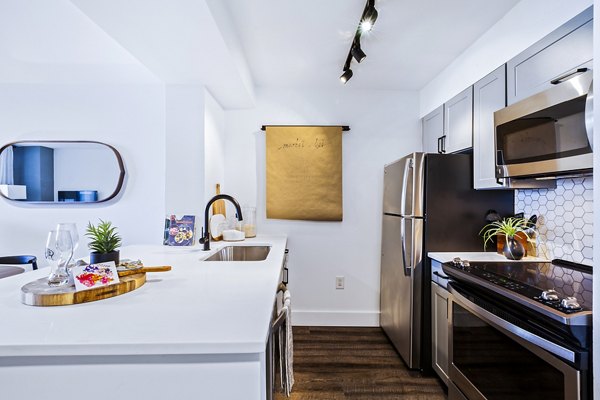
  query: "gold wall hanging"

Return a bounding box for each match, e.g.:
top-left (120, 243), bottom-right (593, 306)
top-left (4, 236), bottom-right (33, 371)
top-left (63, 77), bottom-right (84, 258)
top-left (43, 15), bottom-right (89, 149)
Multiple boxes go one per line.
top-left (266, 126), bottom-right (343, 221)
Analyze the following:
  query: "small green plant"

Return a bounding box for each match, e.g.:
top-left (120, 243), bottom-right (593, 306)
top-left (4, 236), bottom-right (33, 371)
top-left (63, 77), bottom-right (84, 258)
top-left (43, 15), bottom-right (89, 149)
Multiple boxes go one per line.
top-left (86, 220), bottom-right (122, 254)
top-left (479, 217), bottom-right (531, 250)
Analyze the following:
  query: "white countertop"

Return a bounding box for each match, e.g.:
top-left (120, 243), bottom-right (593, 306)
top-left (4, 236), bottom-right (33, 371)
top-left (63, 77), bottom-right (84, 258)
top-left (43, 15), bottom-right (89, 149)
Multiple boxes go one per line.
top-left (428, 251), bottom-right (549, 264)
top-left (0, 235), bottom-right (287, 357)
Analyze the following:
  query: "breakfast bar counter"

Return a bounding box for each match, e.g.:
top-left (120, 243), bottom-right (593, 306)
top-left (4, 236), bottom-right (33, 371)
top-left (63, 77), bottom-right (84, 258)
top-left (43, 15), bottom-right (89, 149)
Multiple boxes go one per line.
top-left (0, 235), bottom-right (288, 400)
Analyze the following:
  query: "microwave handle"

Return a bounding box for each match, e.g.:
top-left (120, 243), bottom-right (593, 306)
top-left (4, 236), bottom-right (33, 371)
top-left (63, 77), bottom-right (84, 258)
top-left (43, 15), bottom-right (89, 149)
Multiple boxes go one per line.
top-left (550, 67), bottom-right (588, 85)
top-left (585, 79), bottom-right (593, 150)
top-left (495, 150), bottom-right (506, 185)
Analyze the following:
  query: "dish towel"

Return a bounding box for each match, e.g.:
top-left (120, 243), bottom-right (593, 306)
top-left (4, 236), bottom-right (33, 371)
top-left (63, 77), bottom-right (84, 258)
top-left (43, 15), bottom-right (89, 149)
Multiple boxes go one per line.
top-left (278, 290), bottom-right (294, 396)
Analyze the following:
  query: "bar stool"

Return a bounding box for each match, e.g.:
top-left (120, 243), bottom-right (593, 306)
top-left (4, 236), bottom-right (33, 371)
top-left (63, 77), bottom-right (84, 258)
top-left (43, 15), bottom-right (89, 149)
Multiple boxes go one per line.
top-left (0, 255), bottom-right (38, 279)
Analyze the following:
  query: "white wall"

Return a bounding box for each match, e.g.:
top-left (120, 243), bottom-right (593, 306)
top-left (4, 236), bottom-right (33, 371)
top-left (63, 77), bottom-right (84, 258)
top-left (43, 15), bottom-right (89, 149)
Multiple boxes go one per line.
top-left (204, 89), bottom-right (226, 203)
top-left (0, 83), bottom-right (165, 261)
top-left (164, 84), bottom-right (206, 219)
top-left (419, 0), bottom-right (593, 116)
top-left (224, 87), bottom-right (421, 326)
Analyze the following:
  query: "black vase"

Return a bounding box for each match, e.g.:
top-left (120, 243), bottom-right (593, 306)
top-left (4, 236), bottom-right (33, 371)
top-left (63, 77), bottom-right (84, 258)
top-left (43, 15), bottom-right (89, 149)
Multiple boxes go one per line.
top-left (90, 250), bottom-right (120, 265)
top-left (503, 236), bottom-right (524, 260)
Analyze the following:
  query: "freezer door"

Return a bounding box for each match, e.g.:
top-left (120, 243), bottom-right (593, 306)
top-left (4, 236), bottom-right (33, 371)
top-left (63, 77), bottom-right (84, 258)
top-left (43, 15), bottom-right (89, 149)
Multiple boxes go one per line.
top-left (384, 154), bottom-right (414, 216)
top-left (380, 215), bottom-right (423, 368)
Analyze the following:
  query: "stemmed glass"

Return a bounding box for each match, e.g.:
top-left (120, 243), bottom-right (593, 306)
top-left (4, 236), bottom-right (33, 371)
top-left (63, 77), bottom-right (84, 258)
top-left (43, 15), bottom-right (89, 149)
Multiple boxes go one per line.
top-left (46, 230), bottom-right (73, 287)
top-left (56, 223), bottom-right (79, 263)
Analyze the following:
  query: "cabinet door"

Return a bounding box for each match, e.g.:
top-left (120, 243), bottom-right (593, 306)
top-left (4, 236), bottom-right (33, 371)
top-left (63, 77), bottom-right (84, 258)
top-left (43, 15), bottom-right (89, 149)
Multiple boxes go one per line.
top-left (444, 87), bottom-right (473, 154)
top-left (506, 7), bottom-right (592, 105)
top-left (422, 106), bottom-right (444, 153)
top-left (431, 282), bottom-right (449, 384)
top-left (473, 65), bottom-right (507, 190)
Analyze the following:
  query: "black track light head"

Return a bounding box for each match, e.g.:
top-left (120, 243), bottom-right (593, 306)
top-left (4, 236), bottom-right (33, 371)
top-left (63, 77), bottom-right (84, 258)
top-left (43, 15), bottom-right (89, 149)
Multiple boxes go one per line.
top-left (360, 5), bottom-right (378, 32)
top-left (351, 42), bottom-right (366, 63)
top-left (340, 68), bottom-right (353, 84)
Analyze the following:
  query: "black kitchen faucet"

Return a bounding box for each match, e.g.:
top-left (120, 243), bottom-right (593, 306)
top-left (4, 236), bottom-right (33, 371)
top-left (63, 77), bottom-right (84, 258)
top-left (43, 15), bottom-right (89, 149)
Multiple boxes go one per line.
top-left (200, 194), bottom-right (243, 251)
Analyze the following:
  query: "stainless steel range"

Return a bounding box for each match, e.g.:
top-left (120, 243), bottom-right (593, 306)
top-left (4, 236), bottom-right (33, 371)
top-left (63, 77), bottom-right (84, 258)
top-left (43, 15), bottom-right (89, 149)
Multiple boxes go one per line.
top-left (442, 258), bottom-right (592, 400)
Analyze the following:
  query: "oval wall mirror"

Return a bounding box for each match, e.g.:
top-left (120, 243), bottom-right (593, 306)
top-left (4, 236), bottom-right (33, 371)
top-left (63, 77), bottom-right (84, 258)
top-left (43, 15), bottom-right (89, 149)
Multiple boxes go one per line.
top-left (0, 141), bottom-right (125, 203)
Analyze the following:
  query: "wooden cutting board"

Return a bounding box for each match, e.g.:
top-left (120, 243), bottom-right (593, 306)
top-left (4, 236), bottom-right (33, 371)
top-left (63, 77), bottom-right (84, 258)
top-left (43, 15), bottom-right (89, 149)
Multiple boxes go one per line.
top-left (21, 273), bottom-right (146, 306)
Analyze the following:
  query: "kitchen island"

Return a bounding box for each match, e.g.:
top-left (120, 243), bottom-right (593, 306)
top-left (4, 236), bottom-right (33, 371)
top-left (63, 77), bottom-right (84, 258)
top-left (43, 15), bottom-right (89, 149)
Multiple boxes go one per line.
top-left (0, 235), bottom-right (287, 400)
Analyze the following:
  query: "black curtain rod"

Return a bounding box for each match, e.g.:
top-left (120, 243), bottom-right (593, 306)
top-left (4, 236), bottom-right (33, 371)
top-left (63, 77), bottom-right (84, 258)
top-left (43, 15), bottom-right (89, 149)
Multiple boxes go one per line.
top-left (261, 125), bottom-right (350, 132)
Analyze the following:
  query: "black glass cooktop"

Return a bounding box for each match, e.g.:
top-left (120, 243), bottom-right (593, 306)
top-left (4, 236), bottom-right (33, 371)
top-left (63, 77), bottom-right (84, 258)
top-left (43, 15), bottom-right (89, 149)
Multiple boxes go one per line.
top-left (442, 259), bottom-right (593, 311)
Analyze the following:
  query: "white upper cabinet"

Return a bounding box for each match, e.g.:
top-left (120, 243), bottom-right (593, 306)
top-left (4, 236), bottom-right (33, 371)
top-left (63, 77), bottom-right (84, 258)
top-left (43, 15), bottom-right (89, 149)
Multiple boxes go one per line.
top-left (506, 7), bottom-right (592, 105)
top-left (473, 65), bottom-right (506, 190)
top-left (421, 89), bottom-right (473, 155)
top-left (422, 105), bottom-right (444, 154)
top-left (444, 87), bottom-right (473, 154)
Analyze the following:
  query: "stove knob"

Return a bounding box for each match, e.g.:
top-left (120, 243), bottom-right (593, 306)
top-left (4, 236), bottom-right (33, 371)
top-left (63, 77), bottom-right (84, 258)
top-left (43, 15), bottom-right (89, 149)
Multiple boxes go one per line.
top-left (452, 257), bottom-right (463, 266)
top-left (540, 290), bottom-right (559, 302)
top-left (560, 297), bottom-right (581, 310)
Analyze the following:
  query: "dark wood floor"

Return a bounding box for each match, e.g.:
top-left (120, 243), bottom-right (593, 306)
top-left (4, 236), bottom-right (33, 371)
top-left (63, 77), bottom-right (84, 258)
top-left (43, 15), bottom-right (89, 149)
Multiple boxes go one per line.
top-left (276, 326), bottom-right (447, 400)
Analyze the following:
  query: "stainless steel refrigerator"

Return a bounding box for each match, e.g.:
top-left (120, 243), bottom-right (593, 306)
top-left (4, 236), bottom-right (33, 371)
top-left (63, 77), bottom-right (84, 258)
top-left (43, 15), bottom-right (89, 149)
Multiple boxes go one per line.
top-left (380, 152), bottom-right (513, 370)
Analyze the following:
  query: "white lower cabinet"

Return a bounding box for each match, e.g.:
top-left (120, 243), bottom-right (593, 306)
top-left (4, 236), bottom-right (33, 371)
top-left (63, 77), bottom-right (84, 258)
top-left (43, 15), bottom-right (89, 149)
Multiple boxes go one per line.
top-left (431, 281), bottom-right (449, 384)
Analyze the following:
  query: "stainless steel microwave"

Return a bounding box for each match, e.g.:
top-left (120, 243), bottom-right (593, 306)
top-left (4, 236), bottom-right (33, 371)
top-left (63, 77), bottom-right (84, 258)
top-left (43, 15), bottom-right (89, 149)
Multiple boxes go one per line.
top-left (494, 70), bottom-right (593, 180)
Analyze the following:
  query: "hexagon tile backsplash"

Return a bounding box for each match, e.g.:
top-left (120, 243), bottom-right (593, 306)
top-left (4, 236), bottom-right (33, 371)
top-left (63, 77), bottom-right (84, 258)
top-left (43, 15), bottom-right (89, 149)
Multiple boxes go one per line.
top-left (515, 176), bottom-right (593, 266)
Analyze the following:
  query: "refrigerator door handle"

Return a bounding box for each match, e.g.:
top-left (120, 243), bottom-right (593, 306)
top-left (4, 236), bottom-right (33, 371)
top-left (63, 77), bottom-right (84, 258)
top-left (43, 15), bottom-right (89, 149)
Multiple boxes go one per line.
top-left (400, 218), bottom-right (411, 277)
top-left (400, 157), bottom-right (413, 216)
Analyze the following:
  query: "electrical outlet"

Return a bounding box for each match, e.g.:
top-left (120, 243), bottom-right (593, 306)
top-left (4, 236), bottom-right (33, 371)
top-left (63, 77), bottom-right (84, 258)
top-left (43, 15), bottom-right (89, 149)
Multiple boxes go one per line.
top-left (336, 276), bottom-right (344, 289)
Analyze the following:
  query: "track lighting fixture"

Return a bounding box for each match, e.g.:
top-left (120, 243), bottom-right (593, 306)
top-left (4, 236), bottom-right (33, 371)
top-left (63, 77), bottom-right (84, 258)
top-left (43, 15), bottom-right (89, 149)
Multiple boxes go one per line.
top-left (339, 55), bottom-right (353, 84)
top-left (340, 68), bottom-right (353, 84)
top-left (360, 3), bottom-right (378, 33)
top-left (339, 0), bottom-right (378, 83)
top-left (351, 39), bottom-right (366, 63)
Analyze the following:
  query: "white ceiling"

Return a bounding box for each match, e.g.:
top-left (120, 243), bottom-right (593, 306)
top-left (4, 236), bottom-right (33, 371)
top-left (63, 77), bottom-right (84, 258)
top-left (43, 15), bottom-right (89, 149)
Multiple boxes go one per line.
top-left (0, 0), bottom-right (522, 107)
top-left (0, 0), bottom-right (159, 84)
top-left (70, 0), bottom-right (255, 108)
top-left (222, 0), bottom-right (521, 90)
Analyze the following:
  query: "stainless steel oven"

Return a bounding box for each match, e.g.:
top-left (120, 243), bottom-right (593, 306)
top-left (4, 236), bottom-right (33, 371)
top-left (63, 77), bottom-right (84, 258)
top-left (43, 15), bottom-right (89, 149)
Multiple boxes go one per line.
top-left (443, 259), bottom-right (592, 400)
top-left (494, 70), bottom-right (593, 180)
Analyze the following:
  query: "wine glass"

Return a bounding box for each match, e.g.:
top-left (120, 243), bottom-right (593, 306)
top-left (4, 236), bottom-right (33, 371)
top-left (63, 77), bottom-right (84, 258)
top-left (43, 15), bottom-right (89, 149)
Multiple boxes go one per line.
top-left (46, 230), bottom-right (73, 287)
top-left (57, 223), bottom-right (79, 263)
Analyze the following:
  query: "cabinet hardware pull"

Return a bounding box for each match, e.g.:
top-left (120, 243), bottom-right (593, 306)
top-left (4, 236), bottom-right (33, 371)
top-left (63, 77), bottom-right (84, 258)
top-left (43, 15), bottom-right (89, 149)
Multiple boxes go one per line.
top-left (433, 271), bottom-right (449, 280)
top-left (283, 248), bottom-right (289, 285)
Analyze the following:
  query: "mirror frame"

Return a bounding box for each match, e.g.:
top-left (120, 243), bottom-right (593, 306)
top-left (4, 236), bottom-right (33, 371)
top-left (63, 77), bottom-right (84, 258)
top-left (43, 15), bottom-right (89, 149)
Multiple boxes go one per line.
top-left (0, 140), bottom-right (126, 204)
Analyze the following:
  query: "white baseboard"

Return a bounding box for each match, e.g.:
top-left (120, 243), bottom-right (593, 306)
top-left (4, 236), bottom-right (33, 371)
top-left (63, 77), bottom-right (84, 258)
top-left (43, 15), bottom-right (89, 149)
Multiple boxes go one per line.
top-left (291, 310), bottom-right (380, 327)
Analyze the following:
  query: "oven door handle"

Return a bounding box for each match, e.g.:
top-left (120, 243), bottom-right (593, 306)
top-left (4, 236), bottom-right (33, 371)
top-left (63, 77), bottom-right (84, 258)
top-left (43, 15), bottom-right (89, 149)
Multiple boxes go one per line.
top-left (449, 285), bottom-right (577, 363)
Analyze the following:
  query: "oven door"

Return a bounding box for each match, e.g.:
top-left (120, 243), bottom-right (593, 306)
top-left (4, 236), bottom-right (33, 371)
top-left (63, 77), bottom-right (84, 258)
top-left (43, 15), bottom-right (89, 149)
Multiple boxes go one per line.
top-left (448, 283), bottom-right (586, 400)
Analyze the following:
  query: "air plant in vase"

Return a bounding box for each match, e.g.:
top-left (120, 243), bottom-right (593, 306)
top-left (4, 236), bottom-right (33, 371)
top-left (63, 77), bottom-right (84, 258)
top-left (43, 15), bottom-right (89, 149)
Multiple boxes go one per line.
top-left (479, 217), bottom-right (531, 260)
top-left (86, 220), bottom-right (122, 265)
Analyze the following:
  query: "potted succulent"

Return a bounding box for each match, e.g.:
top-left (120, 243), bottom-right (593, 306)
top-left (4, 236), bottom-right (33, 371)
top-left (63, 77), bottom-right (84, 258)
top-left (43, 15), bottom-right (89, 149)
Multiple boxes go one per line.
top-left (480, 217), bottom-right (531, 260)
top-left (86, 220), bottom-right (122, 265)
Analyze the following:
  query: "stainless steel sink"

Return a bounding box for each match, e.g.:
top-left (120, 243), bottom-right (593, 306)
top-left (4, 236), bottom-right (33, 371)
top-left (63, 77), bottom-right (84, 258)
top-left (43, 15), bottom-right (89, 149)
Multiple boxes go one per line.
top-left (204, 246), bottom-right (271, 262)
